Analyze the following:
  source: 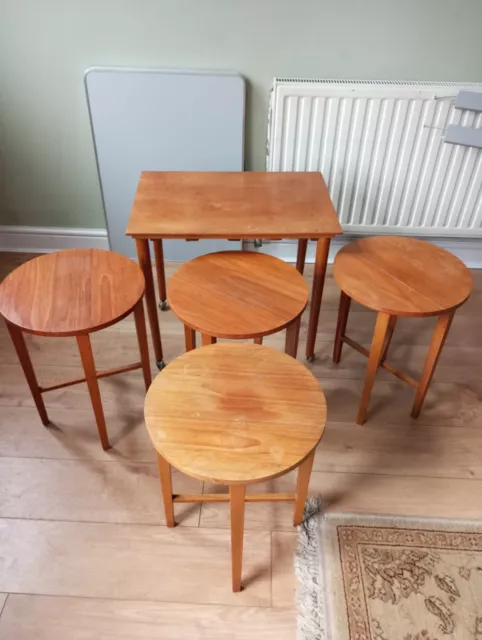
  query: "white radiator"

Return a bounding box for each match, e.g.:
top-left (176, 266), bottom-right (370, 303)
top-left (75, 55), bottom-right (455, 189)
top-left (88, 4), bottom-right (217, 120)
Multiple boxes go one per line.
top-left (267, 79), bottom-right (482, 237)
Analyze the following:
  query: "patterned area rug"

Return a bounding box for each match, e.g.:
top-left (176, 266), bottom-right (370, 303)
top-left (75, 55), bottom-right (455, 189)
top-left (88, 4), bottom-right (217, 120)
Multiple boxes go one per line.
top-left (296, 505), bottom-right (482, 640)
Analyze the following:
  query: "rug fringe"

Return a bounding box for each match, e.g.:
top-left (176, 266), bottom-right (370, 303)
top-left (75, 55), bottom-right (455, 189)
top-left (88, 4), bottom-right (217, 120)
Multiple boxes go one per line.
top-left (295, 507), bottom-right (482, 640)
top-left (295, 497), bottom-right (326, 640)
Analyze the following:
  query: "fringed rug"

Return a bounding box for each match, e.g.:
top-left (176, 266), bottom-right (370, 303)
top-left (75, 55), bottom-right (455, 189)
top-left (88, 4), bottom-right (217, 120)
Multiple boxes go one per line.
top-left (296, 504), bottom-right (482, 640)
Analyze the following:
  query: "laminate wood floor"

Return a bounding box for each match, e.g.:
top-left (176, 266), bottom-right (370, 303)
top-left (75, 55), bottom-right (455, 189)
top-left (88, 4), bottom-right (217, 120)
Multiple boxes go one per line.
top-left (0, 252), bottom-right (481, 639)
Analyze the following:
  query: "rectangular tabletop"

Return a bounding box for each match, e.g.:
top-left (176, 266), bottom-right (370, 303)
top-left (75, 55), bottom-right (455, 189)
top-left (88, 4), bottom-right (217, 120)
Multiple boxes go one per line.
top-left (126, 171), bottom-right (342, 239)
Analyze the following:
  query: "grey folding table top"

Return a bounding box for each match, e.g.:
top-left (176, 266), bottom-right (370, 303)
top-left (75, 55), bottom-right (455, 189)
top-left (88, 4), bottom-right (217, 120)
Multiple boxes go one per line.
top-left (85, 67), bottom-right (245, 260)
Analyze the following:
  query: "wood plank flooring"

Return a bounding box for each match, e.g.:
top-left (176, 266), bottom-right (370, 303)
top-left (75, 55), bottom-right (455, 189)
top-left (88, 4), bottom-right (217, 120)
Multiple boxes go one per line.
top-left (0, 253), bottom-right (481, 638)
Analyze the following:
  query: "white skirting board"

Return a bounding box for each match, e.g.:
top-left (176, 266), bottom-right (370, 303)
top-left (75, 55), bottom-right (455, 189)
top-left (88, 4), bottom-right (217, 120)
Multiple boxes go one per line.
top-left (0, 225), bottom-right (481, 268)
top-left (0, 226), bottom-right (109, 253)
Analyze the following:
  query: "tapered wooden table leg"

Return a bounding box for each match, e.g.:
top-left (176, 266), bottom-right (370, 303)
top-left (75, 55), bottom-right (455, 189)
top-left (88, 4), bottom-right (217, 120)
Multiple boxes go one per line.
top-left (6, 322), bottom-right (49, 426)
top-left (332, 237), bottom-right (472, 423)
top-left (133, 299), bottom-right (151, 392)
top-left (136, 239), bottom-right (164, 369)
top-left (144, 343), bottom-right (327, 591)
top-left (157, 453), bottom-right (175, 527)
top-left (77, 333), bottom-right (110, 450)
top-left (230, 484), bottom-right (245, 592)
top-left (285, 315), bottom-right (301, 358)
top-left (184, 325), bottom-right (196, 351)
top-left (306, 238), bottom-right (331, 361)
top-left (293, 449), bottom-right (315, 526)
top-left (357, 312), bottom-right (391, 425)
top-left (153, 239), bottom-right (168, 310)
top-left (253, 336), bottom-right (263, 345)
top-left (201, 334), bottom-right (217, 346)
top-left (333, 292), bottom-right (351, 363)
top-left (411, 310), bottom-right (454, 418)
top-left (296, 239), bottom-right (308, 275)
top-left (380, 315), bottom-right (397, 364)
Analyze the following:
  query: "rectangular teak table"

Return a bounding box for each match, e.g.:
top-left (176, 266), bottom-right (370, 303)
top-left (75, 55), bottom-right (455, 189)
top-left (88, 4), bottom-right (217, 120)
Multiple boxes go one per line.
top-left (126, 171), bottom-right (342, 367)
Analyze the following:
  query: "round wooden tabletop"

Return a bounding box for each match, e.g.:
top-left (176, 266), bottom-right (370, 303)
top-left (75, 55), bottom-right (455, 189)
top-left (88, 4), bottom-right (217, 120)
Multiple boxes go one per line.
top-left (144, 343), bottom-right (327, 485)
top-left (333, 236), bottom-right (473, 317)
top-left (167, 251), bottom-right (308, 338)
top-left (0, 249), bottom-right (145, 336)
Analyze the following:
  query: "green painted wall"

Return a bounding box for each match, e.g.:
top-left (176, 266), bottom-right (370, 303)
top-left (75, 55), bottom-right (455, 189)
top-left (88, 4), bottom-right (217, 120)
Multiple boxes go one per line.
top-left (1, 0), bottom-right (481, 229)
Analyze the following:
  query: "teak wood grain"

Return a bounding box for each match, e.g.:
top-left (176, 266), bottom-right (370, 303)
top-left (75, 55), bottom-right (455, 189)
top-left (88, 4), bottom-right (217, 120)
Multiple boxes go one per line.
top-left (293, 450), bottom-right (316, 526)
top-left (77, 333), bottom-right (110, 450)
top-left (168, 251), bottom-right (308, 339)
top-left (136, 239), bottom-right (164, 366)
top-left (145, 341), bottom-right (325, 591)
top-left (127, 171), bottom-right (342, 363)
top-left (2, 251), bottom-right (482, 635)
top-left (126, 171), bottom-right (342, 239)
top-left (411, 310), bottom-right (455, 419)
top-left (356, 312), bottom-right (392, 425)
top-left (0, 248), bottom-right (151, 449)
top-left (0, 249), bottom-right (145, 336)
top-left (333, 236), bottom-right (473, 424)
top-left (333, 236), bottom-right (473, 318)
top-left (230, 484), bottom-right (245, 592)
top-left (144, 343), bottom-right (327, 485)
top-left (5, 322), bottom-right (49, 425)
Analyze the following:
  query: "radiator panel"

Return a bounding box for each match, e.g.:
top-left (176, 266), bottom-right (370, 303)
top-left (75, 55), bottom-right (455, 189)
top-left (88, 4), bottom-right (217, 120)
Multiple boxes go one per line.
top-left (268, 80), bottom-right (482, 237)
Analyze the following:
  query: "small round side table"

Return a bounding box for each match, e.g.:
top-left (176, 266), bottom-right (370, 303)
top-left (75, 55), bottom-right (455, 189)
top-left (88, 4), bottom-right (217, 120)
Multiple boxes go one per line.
top-left (144, 342), bottom-right (327, 592)
top-left (0, 248), bottom-right (152, 449)
top-left (167, 251), bottom-right (309, 358)
top-left (332, 236), bottom-right (473, 424)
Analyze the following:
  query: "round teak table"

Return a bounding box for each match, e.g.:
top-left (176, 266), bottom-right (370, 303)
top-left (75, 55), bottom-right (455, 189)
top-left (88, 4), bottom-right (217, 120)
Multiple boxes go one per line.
top-left (167, 251), bottom-right (309, 358)
top-left (332, 236), bottom-right (473, 424)
top-left (0, 248), bottom-right (152, 449)
top-left (144, 342), bottom-right (327, 592)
